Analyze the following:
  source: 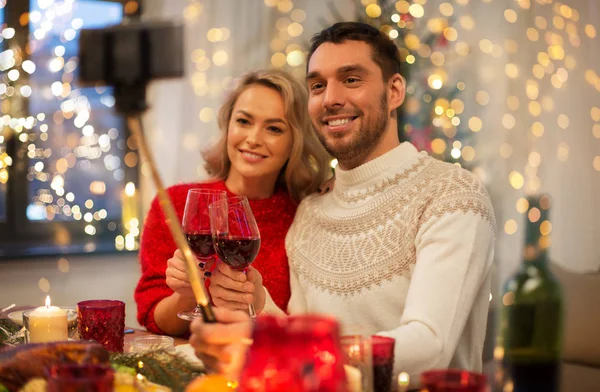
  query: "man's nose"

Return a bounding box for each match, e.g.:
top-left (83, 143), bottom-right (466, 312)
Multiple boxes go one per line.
top-left (322, 82), bottom-right (345, 110)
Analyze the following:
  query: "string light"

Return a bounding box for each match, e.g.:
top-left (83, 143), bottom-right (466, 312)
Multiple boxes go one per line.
top-left (0, 0), bottom-right (141, 250)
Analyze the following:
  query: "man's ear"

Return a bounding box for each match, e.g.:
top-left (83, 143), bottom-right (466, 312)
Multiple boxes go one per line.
top-left (388, 73), bottom-right (406, 111)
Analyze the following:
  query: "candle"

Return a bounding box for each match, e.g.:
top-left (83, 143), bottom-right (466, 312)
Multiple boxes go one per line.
top-left (28, 295), bottom-right (68, 343)
top-left (344, 364), bottom-right (362, 392)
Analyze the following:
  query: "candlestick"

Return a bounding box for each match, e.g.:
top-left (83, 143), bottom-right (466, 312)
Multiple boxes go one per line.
top-left (26, 295), bottom-right (68, 343)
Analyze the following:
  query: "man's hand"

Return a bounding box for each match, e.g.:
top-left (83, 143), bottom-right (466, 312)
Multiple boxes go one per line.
top-left (189, 308), bottom-right (253, 380)
top-left (209, 262), bottom-right (266, 313)
top-left (165, 249), bottom-right (196, 299)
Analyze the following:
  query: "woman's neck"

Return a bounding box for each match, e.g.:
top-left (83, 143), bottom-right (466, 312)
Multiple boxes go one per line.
top-left (224, 172), bottom-right (278, 200)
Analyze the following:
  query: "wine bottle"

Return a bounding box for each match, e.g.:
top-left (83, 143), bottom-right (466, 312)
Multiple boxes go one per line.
top-left (497, 195), bottom-right (563, 392)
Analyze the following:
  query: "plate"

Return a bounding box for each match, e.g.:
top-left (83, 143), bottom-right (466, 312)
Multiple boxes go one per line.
top-left (8, 306), bottom-right (77, 326)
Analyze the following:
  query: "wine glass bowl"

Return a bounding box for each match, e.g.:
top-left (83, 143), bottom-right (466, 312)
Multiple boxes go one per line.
top-left (177, 188), bottom-right (227, 321)
top-left (209, 196), bottom-right (261, 317)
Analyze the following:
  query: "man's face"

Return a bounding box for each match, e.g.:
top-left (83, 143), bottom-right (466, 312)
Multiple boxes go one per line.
top-left (306, 40), bottom-right (391, 166)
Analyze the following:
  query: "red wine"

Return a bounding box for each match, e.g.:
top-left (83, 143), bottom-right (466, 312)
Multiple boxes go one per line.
top-left (214, 237), bottom-right (261, 270)
top-left (373, 362), bottom-right (393, 392)
top-left (186, 232), bottom-right (215, 259)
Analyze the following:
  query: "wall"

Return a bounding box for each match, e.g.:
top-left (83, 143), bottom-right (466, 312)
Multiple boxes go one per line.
top-left (0, 253), bottom-right (142, 329)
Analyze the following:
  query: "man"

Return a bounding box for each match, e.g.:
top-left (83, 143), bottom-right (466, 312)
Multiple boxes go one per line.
top-left (190, 22), bottom-right (495, 387)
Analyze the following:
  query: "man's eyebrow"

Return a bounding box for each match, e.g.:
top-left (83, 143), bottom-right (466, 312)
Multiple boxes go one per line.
top-left (306, 64), bottom-right (369, 81)
top-left (306, 71), bottom-right (320, 81)
top-left (337, 64), bottom-right (369, 74)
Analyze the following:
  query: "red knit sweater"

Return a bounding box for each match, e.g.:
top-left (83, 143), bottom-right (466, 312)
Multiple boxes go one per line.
top-left (135, 180), bottom-right (297, 334)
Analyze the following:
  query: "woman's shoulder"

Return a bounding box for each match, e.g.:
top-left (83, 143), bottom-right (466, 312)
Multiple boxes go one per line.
top-left (165, 179), bottom-right (226, 197)
top-left (248, 187), bottom-right (298, 217)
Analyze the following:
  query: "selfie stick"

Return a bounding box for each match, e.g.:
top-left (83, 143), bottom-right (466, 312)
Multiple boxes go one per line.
top-left (78, 22), bottom-right (216, 323)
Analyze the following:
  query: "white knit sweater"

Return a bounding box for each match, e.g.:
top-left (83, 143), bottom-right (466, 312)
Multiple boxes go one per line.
top-left (263, 142), bottom-right (496, 388)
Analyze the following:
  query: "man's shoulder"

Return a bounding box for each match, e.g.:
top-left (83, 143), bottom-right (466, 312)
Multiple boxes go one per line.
top-left (296, 192), bottom-right (323, 209)
top-left (422, 158), bottom-right (489, 199)
top-left (420, 158), bottom-right (495, 227)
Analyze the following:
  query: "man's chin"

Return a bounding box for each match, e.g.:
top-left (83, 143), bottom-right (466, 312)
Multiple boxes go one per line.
top-left (323, 143), bottom-right (358, 161)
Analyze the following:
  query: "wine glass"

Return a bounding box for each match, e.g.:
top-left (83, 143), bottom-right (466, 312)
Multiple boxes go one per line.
top-left (209, 196), bottom-right (261, 318)
top-left (177, 188), bottom-right (227, 321)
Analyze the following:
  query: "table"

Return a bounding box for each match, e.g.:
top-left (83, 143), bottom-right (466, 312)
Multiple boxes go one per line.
top-left (1, 304), bottom-right (189, 353)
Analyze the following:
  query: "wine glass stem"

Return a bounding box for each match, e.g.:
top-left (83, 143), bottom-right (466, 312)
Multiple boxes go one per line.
top-left (192, 273), bottom-right (207, 315)
top-left (248, 303), bottom-right (257, 318)
top-left (243, 268), bottom-right (257, 319)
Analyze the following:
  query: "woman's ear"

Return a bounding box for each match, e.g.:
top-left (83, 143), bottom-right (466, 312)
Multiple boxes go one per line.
top-left (388, 74), bottom-right (406, 112)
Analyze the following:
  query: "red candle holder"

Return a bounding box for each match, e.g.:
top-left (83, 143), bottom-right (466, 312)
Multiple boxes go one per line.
top-left (238, 315), bottom-right (348, 392)
top-left (371, 336), bottom-right (395, 392)
top-left (77, 300), bottom-right (125, 353)
top-left (420, 369), bottom-right (488, 392)
top-left (46, 364), bottom-right (114, 392)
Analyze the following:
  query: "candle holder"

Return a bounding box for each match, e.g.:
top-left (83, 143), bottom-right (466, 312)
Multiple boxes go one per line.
top-left (21, 310), bottom-right (67, 344)
top-left (420, 369), bottom-right (487, 392)
top-left (371, 336), bottom-right (395, 392)
top-left (238, 315), bottom-right (347, 392)
top-left (77, 300), bottom-right (125, 353)
top-left (46, 364), bottom-right (114, 392)
top-left (22, 307), bottom-right (78, 343)
top-left (340, 335), bottom-right (373, 392)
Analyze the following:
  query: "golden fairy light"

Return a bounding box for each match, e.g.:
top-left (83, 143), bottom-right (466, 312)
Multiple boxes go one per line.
top-left (1, 1), bottom-right (143, 249)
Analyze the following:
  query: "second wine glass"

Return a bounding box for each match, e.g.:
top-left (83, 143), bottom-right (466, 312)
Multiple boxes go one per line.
top-left (209, 196), bottom-right (261, 318)
top-left (178, 188), bottom-right (227, 321)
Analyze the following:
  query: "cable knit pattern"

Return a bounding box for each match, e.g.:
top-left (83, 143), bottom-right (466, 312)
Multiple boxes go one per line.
top-left (135, 180), bottom-right (296, 334)
top-left (286, 144), bottom-right (495, 296)
top-left (264, 142), bottom-right (496, 389)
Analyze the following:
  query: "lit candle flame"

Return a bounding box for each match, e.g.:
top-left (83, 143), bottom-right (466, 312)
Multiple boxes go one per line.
top-left (398, 372), bottom-right (410, 391)
top-left (45, 295), bottom-right (51, 308)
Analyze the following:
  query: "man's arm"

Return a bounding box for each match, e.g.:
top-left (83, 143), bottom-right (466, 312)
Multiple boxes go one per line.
top-left (379, 198), bottom-right (495, 386)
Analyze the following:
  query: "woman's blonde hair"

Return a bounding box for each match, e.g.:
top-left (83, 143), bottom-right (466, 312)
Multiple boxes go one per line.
top-left (202, 69), bottom-right (331, 202)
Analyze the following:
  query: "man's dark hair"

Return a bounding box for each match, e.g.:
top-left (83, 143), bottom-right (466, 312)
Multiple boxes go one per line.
top-left (307, 22), bottom-right (402, 81)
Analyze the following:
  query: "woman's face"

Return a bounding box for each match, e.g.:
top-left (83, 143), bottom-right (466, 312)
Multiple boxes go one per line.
top-left (226, 84), bottom-right (294, 182)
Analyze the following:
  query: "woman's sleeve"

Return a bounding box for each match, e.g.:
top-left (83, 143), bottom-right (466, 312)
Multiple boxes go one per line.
top-left (134, 194), bottom-right (177, 334)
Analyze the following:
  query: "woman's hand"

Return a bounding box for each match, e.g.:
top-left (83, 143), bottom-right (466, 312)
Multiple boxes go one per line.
top-left (209, 262), bottom-right (266, 314)
top-left (165, 249), bottom-right (196, 299)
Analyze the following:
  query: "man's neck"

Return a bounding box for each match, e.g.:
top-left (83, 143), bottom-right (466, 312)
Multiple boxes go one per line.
top-left (338, 123), bottom-right (400, 170)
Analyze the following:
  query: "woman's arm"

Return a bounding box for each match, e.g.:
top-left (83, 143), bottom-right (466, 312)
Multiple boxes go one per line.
top-left (135, 192), bottom-right (195, 336)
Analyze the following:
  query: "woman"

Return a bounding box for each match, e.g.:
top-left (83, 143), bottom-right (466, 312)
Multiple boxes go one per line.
top-left (135, 69), bottom-right (331, 336)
